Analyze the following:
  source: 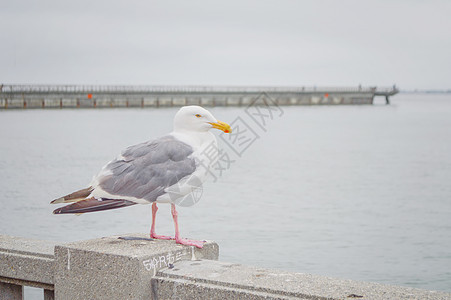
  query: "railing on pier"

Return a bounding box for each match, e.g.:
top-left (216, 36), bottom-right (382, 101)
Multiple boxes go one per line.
top-left (0, 84), bottom-right (398, 95)
top-left (0, 235), bottom-right (56, 300)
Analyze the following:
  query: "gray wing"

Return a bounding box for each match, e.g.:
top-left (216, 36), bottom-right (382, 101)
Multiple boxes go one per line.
top-left (98, 135), bottom-right (196, 202)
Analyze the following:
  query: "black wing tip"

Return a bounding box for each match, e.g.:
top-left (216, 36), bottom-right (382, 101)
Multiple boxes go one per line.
top-left (53, 207), bottom-right (63, 214)
top-left (52, 198), bottom-right (137, 215)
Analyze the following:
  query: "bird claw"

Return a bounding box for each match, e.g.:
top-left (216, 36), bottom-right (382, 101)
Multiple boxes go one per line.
top-left (119, 236), bottom-right (154, 241)
top-left (175, 238), bottom-right (205, 248)
top-left (150, 233), bottom-right (175, 240)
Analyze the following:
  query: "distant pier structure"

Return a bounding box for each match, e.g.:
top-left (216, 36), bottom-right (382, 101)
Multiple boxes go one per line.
top-left (0, 84), bottom-right (398, 109)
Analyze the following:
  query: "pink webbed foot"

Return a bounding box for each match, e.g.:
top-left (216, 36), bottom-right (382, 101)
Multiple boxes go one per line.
top-left (150, 232), bottom-right (174, 240)
top-left (170, 203), bottom-right (205, 248)
top-left (175, 237), bottom-right (205, 248)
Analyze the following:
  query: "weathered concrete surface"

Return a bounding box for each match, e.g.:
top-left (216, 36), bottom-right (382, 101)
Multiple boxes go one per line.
top-left (153, 260), bottom-right (451, 300)
top-left (54, 233), bottom-right (218, 300)
top-left (0, 235), bottom-right (55, 288)
top-left (3, 233), bottom-right (448, 300)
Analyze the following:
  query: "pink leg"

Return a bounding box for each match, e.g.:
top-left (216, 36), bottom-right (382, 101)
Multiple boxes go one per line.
top-left (150, 203), bottom-right (174, 240)
top-left (171, 203), bottom-right (205, 248)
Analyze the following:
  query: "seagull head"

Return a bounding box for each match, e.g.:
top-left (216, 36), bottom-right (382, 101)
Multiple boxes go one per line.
top-left (174, 105), bottom-right (231, 133)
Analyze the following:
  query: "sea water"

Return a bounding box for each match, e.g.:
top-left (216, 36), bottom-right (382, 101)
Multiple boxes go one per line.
top-left (1, 93), bottom-right (450, 298)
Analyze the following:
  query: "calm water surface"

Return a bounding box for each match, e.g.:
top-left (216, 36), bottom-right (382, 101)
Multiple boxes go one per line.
top-left (1, 93), bottom-right (450, 296)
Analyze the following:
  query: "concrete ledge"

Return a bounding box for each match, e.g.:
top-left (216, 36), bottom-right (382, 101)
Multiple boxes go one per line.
top-left (54, 233), bottom-right (218, 299)
top-left (2, 233), bottom-right (447, 300)
top-left (153, 260), bottom-right (451, 300)
top-left (0, 235), bottom-right (55, 288)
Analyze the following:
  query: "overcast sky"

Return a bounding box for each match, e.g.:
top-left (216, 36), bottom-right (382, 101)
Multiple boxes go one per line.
top-left (1, 0), bottom-right (450, 89)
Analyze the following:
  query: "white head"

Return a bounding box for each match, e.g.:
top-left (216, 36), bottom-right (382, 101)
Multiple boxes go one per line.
top-left (173, 106), bottom-right (231, 133)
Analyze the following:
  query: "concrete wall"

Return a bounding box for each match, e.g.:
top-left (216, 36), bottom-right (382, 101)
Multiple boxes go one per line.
top-left (0, 233), bottom-right (449, 300)
top-left (0, 91), bottom-right (376, 109)
top-left (153, 260), bottom-right (451, 300)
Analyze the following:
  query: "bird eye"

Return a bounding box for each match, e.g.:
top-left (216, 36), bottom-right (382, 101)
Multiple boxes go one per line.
top-left (195, 114), bottom-right (202, 118)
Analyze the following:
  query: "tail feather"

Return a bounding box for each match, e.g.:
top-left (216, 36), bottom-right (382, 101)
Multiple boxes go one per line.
top-left (51, 187), bottom-right (93, 204)
top-left (53, 197), bottom-right (136, 214)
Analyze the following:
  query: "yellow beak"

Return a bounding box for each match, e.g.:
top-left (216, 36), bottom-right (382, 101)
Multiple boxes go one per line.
top-left (209, 120), bottom-right (232, 133)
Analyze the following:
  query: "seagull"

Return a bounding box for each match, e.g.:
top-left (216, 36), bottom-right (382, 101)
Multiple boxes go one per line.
top-left (51, 105), bottom-right (231, 248)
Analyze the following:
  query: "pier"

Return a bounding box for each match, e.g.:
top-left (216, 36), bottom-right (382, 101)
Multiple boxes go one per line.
top-left (1, 233), bottom-right (449, 299)
top-left (0, 84), bottom-right (398, 109)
